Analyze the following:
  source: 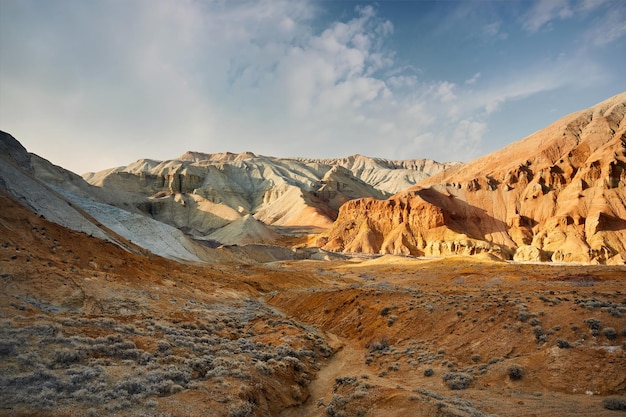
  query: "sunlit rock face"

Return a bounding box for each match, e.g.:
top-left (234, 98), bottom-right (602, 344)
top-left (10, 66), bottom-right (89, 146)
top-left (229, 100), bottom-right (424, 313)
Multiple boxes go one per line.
top-left (83, 152), bottom-right (456, 232)
top-left (317, 92), bottom-right (626, 264)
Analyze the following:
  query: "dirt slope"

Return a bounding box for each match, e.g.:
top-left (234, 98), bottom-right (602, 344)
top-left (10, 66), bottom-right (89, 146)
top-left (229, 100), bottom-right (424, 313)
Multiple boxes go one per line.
top-left (268, 256), bottom-right (626, 417)
top-left (0, 190), bottom-right (334, 417)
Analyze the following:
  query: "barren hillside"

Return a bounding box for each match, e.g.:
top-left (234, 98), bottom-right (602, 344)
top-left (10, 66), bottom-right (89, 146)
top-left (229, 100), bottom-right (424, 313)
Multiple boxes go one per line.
top-left (83, 152), bottom-right (456, 234)
top-left (1, 93), bottom-right (625, 417)
top-left (316, 92), bottom-right (626, 264)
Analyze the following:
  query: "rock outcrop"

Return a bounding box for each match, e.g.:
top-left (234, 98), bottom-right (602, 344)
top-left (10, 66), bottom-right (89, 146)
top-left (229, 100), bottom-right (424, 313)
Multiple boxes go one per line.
top-left (315, 92), bottom-right (626, 264)
top-left (294, 154), bottom-right (460, 194)
top-left (84, 152), bottom-right (455, 232)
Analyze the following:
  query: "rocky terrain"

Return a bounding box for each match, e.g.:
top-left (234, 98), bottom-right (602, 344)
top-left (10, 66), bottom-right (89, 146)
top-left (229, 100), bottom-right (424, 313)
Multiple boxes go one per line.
top-left (0, 189), bottom-right (334, 416)
top-left (316, 92), bottom-right (626, 265)
top-left (83, 152), bottom-right (456, 238)
top-left (1, 92), bottom-right (625, 417)
top-left (1, 187), bottom-right (625, 416)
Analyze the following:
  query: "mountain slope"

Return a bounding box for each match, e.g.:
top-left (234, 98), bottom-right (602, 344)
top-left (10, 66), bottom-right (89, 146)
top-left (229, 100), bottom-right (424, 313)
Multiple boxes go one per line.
top-left (315, 92), bottom-right (626, 264)
top-left (0, 131), bottom-right (214, 262)
top-left (84, 152), bottom-right (456, 231)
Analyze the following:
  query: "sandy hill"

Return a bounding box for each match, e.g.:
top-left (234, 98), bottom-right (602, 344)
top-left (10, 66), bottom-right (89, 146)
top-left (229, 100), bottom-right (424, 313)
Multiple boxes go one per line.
top-left (83, 152), bottom-right (456, 234)
top-left (316, 92), bottom-right (626, 265)
top-left (0, 132), bottom-right (260, 261)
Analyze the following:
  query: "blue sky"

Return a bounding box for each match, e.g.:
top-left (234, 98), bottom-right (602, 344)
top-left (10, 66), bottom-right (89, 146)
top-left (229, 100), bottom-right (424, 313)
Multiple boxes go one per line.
top-left (1, 0), bottom-right (624, 174)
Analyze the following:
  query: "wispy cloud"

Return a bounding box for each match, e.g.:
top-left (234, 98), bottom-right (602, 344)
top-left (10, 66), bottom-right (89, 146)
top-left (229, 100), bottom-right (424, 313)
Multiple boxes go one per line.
top-left (465, 73), bottom-right (481, 86)
top-left (583, 1), bottom-right (626, 46)
top-left (521, 0), bottom-right (573, 33)
top-left (521, 0), bottom-right (626, 45)
top-left (482, 22), bottom-right (508, 40)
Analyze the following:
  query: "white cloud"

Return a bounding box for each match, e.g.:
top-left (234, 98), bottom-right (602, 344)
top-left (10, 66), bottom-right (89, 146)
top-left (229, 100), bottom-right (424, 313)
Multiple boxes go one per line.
top-left (465, 72), bottom-right (481, 86)
top-left (0, 0), bottom-right (617, 174)
top-left (435, 82), bottom-right (457, 103)
top-left (521, 0), bottom-right (626, 45)
top-left (468, 54), bottom-right (605, 117)
top-left (583, 2), bottom-right (626, 46)
top-left (482, 22), bottom-right (508, 40)
top-left (450, 120), bottom-right (488, 155)
top-left (522, 0), bottom-right (572, 32)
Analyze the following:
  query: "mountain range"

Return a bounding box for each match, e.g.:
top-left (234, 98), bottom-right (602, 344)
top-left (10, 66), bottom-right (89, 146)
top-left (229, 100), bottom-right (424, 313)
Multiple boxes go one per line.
top-left (1, 92), bottom-right (625, 265)
top-left (0, 131), bottom-right (455, 263)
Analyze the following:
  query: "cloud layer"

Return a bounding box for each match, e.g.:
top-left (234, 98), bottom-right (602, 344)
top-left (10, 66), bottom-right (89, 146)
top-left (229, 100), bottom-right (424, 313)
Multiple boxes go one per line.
top-left (0, 0), bottom-right (624, 174)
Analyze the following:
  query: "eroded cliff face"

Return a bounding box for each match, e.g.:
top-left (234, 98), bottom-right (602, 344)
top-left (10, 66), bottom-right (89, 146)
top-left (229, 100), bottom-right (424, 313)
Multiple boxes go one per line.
top-left (315, 188), bottom-right (513, 260)
top-left (84, 153), bottom-right (453, 232)
top-left (316, 92), bottom-right (626, 264)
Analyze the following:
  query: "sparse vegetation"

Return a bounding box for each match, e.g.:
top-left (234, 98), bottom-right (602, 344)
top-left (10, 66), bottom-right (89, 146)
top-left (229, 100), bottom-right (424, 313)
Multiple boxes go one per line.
top-left (0, 298), bottom-right (331, 416)
top-left (533, 326), bottom-right (546, 343)
top-left (584, 317), bottom-right (602, 332)
top-left (603, 327), bottom-right (617, 341)
top-left (443, 372), bottom-right (474, 390)
top-left (603, 396), bottom-right (626, 411)
top-left (556, 339), bottom-right (571, 349)
top-left (508, 365), bottom-right (524, 381)
top-left (369, 336), bottom-right (389, 353)
top-left (3, 197), bottom-right (626, 417)
top-left (326, 394), bottom-right (348, 417)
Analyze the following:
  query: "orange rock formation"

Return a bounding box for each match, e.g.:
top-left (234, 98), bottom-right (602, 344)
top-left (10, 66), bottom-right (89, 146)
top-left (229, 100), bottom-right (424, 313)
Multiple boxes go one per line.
top-left (316, 92), bottom-right (626, 264)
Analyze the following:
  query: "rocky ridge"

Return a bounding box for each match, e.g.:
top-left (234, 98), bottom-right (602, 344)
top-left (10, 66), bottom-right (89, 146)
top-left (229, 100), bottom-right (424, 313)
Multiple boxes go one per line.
top-left (316, 92), bottom-right (626, 264)
top-left (0, 131), bottom-right (232, 262)
top-left (83, 152), bottom-right (455, 236)
top-left (0, 130), bottom-right (454, 261)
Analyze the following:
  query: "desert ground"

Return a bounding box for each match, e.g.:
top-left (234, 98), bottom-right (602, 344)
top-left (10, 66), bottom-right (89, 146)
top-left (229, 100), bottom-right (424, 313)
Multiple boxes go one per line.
top-left (1, 191), bottom-right (625, 417)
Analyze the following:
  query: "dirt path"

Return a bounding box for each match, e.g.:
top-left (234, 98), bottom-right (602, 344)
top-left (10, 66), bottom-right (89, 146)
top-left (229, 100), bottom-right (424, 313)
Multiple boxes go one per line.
top-left (281, 332), bottom-right (405, 417)
top-left (280, 333), bottom-right (361, 417)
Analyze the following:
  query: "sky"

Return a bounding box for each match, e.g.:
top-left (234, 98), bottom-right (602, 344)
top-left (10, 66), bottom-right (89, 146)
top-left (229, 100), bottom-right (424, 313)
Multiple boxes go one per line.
top-left (1, 0), bottom-right (625, 175)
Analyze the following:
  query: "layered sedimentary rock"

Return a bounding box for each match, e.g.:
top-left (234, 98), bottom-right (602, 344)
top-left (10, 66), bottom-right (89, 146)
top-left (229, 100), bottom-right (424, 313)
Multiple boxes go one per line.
top-left (294, 154), bottom-right (460, 194)
top-left (84, 152), bottom-right (454, 232)
top-left (316, 92), bottom-right (626, 264)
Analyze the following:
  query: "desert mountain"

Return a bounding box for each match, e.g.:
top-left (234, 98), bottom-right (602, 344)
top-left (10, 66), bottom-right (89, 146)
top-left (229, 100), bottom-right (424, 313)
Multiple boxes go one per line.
top-left (316, 92), bottom-right (626, 265)
top-left (0, 131), bottom-right (454, 262)
top-left (83, 152), bottom-right (457, 234)
top-left (3, 178), bottom-right (625, 417)
top-left (0, 131), bottom-right (233, 262)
